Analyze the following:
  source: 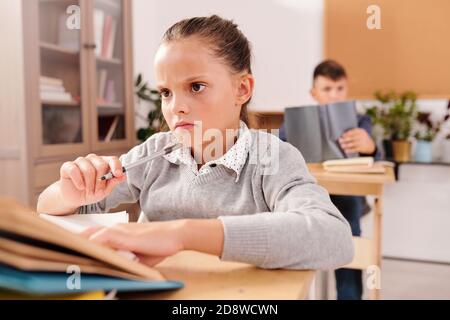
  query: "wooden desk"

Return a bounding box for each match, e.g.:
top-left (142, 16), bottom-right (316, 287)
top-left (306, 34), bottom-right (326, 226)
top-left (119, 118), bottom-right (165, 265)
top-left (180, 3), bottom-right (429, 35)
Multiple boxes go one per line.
top-left (120, 251), bottom-right (315, 300)
top-left (307, 164), bottom-right (395, 300)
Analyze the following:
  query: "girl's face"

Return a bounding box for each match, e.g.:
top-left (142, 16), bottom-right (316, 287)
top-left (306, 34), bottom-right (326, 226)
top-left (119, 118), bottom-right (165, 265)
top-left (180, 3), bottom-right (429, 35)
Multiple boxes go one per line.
top-left (154, 38), bottom-right (253, 148)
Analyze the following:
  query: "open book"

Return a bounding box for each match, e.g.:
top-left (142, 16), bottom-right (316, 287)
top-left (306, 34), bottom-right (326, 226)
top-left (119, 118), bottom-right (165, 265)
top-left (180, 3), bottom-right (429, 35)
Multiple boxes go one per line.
top-left (0, 199), bottom-right (182, 295)
top-left (284, 101), bottom-right (359, 163)
top-left (39, 211), bottom-right (138, 261)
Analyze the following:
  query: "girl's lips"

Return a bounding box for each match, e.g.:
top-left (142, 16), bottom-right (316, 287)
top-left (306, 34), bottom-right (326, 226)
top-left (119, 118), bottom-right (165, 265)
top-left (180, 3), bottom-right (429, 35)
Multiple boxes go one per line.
top-left (175, 124), bottom-right (194, 130)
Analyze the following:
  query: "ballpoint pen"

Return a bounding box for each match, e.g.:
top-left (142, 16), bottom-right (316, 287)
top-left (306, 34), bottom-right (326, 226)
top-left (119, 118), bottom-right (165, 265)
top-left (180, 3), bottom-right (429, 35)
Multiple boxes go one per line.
top-left (99, 141), bottom-right (183, 181)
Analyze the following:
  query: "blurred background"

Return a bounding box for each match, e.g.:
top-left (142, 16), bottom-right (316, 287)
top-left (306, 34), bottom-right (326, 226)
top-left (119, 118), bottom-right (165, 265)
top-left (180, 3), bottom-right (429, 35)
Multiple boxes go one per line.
top-left (0, 0), bottom-right (449, 299)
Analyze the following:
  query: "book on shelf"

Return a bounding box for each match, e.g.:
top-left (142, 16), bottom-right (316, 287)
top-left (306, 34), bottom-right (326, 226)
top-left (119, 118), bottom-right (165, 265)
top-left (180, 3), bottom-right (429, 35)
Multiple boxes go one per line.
top-left (40, 76), bottom-right (63, 87)
top-left (106, 18), bottom-right (118, 58)
top-left (104, 115), bottom-right (120, 142)
top-left (40, 91), bottom-right (74, 103)
top-left (58, 13), bottom-right (80, 51)
top-left (104, 80), bottom-right (116, 103)
top-left (40, 76), bottom-right (74, 103)
top-left (97, 69), bottom-right (108, 100)
top-left (0, 199), bottom-right (183, 297)
top-left (40, 84), bottom-right (66, 93)
top-left (94, 9), bottom-right (105, 57)
top-left (94, 9), bottom-right (118, 59)
top-left (97, 70), bottom-right (118, 104)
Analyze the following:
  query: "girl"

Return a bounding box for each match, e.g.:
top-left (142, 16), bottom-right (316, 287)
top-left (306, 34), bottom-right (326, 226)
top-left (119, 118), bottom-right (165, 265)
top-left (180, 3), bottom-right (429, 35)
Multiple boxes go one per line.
top-left (37, 15), bottom-right (353, 269)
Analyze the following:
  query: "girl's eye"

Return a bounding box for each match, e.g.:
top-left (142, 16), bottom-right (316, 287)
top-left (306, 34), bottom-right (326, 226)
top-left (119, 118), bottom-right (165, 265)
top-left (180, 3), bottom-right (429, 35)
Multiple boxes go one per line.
top-left (160, 89), bottom-right (172, 98)
top-left (191, 83), bottom-right (206, 93)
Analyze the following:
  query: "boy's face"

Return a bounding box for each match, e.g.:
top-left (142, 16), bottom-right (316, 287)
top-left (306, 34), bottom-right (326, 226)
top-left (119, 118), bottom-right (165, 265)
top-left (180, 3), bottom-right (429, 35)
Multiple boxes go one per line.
top-left (154, 38), bottom-right (253, 149)
top-left (310, 75), bottom-right (348, 104)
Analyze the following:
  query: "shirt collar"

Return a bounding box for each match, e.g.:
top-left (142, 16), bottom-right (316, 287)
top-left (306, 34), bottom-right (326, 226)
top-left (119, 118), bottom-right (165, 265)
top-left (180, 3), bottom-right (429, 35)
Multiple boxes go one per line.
top-left (163, 121), bottom-right (251, 182)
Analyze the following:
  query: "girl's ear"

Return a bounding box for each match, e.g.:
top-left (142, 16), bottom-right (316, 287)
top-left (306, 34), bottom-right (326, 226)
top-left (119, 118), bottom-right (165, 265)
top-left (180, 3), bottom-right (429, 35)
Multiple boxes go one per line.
top-left (235, 73), bottom-right (254, 106)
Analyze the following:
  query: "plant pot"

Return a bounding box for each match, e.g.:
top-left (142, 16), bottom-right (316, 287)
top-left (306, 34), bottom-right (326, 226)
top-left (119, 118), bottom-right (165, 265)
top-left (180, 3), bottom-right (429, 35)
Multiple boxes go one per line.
top-left (382, 139), bottom-right (394, 159)
top-left (414, 140), bottom-right (433, 163)
top-left (442, 139), bottom-right (450, 164)
top-left (392, 140), bottom-right (411, 162)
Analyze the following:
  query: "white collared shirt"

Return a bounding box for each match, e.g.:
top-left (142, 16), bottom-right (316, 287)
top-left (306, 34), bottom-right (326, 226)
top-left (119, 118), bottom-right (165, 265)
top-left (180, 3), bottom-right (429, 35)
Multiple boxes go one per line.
top-left (163, 121), bottom-right (251, 182)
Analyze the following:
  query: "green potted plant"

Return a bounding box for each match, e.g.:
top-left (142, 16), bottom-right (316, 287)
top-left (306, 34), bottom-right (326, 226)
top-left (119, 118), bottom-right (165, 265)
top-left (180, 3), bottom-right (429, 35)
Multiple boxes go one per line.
top-left (366, 90), bottom-right (417, 162)
top-left (443, 133), bottom-right (450, 163)
top-left (441, 102), bottom-right (450, 163)
top-left (413, 112), bottom-right (440, 162)
top-left (134, 73), bottom-right (167, 143)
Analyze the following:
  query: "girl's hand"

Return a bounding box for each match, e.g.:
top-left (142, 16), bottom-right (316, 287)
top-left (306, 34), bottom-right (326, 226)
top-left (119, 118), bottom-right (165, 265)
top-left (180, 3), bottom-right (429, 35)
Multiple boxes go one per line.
top-left (339, 128), bottom-right (376, 155)
top-left (81, 219), bottom-right (225, 266)
top-left (59, 154), bottom-right (126, 208)
top-left (81, 221), bottom-right (187, 266)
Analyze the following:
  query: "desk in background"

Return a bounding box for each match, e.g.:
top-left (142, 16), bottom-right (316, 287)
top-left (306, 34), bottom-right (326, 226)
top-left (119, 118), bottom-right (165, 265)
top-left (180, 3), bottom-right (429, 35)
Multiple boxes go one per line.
top-left (307, 164), bottom-right (395, 300)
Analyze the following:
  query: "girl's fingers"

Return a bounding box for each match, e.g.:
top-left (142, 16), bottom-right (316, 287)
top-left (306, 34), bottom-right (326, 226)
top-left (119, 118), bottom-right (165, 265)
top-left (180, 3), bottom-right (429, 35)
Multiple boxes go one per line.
top-left (60, 161), bottom-right (85, 191)
top-left (134, 254), bottom-right (165, 267)
top-left (83, 226), bottom-right (166, 266)
top-left (88, 227), bottom-right (135, 251)
top-left (105, 174), bottom-right (127, 195)
top-left (86, 154), bottom-right (109, 194)
top-left (103, 156), bottom-right (124, 178)
top-left (79, 226), bottom-right (104, 238)
top-left (74, 157), bottom-right (97, 195)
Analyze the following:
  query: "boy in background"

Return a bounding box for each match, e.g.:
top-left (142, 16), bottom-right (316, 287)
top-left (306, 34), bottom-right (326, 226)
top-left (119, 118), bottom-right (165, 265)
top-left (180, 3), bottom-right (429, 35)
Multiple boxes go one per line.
top-left (280, 60), bottom-right (380, 300)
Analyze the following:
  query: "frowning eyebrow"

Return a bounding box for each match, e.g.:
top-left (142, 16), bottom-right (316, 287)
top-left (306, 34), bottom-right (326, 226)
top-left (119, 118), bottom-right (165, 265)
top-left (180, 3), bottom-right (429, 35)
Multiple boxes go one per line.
top-left (183, 75), bottom-right (209, 82)
top-left (156, 75), bottom-right (209, 90)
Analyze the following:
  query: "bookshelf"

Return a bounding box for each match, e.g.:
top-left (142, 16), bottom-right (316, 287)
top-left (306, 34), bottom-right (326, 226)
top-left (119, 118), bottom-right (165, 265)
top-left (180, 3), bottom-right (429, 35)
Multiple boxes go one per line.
top-left (17, 0), bottom-right (135, 207)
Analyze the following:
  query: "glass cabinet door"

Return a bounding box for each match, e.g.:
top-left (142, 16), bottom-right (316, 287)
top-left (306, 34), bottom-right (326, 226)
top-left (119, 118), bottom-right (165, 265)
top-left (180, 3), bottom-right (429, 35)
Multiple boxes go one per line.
top-left (36, 0), bottom-right (90, 157)
top-left (89, 0), bottom-right (134, 151)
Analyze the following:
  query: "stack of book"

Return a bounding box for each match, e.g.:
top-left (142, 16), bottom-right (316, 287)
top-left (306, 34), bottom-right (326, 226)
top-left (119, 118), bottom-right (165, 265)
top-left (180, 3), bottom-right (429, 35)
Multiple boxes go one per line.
top-left (94, 9), bottom-right (118, 59)
top-left (0, 199), bottom-right (183, 299)
top-left (40, 76), bottom-right (74, 103)
top-left (322, 157), bottom-right (387, 174)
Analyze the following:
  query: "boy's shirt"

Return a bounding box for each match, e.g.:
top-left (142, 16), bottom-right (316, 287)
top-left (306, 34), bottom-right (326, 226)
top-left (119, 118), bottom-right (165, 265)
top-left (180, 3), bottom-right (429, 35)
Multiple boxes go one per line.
top-left (278, 114), bottom-right (381, 160)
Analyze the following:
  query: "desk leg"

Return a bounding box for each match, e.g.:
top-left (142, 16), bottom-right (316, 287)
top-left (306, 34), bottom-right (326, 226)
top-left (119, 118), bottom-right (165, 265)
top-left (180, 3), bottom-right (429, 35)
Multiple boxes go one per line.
top-left (370, 196), bottom-right (383, 300)
top-left (306, 274), bottom-right (317, 300)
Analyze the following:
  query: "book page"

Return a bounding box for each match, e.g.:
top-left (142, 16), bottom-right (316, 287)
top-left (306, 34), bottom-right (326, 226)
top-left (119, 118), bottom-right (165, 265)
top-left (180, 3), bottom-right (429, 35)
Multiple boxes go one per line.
top-left (40, 212), bottom-right (129, 233)
top-left (39, 212), bottom-right (137, 261)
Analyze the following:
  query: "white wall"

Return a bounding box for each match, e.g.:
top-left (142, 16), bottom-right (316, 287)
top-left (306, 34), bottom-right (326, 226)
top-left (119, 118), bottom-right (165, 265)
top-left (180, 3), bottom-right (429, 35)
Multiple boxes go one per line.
top-left (132, 0), bottom-right (324, 114)
top-left (0, 0), bottom-right (29, 203)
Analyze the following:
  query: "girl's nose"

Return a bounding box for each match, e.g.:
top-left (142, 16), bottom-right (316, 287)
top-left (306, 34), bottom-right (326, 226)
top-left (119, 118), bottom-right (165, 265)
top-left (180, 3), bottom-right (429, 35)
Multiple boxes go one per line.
top-left (170, 95), bottom-right (190, 115)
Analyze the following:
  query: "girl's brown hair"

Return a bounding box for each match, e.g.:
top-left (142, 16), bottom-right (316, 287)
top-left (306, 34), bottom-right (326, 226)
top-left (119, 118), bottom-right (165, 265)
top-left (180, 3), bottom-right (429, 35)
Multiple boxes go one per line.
top-left (162, 15), bottom-right (252, 125)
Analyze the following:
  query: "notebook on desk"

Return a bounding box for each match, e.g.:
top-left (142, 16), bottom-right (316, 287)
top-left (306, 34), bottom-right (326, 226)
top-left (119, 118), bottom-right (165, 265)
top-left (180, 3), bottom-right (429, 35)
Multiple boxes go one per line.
top-left (322, 157), bottom-right (386, 173)
top-left (0, 199), bottom-right (183, 296)
top-left (0, 264), bottom-right (182, 295)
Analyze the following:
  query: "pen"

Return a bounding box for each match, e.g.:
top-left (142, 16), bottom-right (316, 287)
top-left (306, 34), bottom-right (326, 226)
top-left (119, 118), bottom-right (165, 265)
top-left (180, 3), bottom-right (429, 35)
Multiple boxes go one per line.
top-left (99, 142), bottom-right (183, 181)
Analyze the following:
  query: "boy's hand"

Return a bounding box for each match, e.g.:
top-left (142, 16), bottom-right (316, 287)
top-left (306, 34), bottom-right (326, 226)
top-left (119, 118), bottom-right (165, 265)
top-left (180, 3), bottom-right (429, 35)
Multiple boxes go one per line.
top-left (339, 128), bottom-right (376, 155)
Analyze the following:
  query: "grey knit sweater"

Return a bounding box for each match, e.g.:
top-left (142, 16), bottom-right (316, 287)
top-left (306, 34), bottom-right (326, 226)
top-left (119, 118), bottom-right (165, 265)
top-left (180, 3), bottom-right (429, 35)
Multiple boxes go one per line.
top-left (78, 130), bottom-right (354, 270)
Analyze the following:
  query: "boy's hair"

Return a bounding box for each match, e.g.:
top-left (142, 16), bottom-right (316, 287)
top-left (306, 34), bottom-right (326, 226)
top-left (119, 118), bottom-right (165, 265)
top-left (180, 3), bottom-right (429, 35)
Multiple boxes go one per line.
top-left (162, 15), bottom-right (252, 125)
top-left (313, 60), bottom-right (347, 82)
